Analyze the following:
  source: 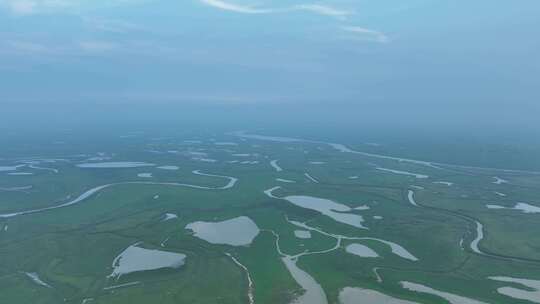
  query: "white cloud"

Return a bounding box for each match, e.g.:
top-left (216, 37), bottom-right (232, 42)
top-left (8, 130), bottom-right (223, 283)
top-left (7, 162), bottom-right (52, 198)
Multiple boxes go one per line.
top-left (0, 0), bottom-right (73, 15)
top-left (199, 0), bottom-right (271, 14)
top-left (341, 26), bottom-right (389, 43)
top-left (294, 4), bottom-right (352, 19)
top-left (0, 0), bottom-right (129, 15)
top-left (198, 0), bottom-right (352, 19)
top-left (83, 17), bottom-right (143, 33)
top-left (4, 0), bottom-right (36, 15)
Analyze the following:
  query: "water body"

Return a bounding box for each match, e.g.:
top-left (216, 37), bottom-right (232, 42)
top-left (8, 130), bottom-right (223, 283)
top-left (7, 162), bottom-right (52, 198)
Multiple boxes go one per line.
top-left (285, 218), bottom-right (417, 261)
top-left (489, 276), bottom-right (540, 303)
top-left (0, 184), bottom-right (112, 218)
top-left (226, 253), bottom-right (255, 304)
top-left (137, 173), bottom-right (153, 178)
top-left (409, 189), bottom-right (485, 258)
top-left (268, 226), bottom-right (348, 304)
top-left (28, 164), bottom-right (59, 173)
top-left (85, 156), bottom-right (112, 161)
top-left (185, 216), bottom-right (260, 246)
top-left (362, 238), bottom-right (418, 261)
top-left (189, 152), bottom-right (207, 156)
top-left (270, 160), bottom-right (283, 172)
top-left (231, 131), bottom-right (301, 143)
top-left (240, 161), bottom-right (259, 165)
top-left (234, 131), bottom-right (540, 173)
top-left (0, 165), bottom-right (24, 172)
top-left (23, 272), bottom-right (52, 288)
top-left (0, 170), bottom-right (238, 218)
top-left (276, 178), bottom-right (296, 183)
top-left (354, 205), bottom-right (370, 210)
top-left (263, 186), bottom-right (281, 199)
top-left (109, 243), bottom-right (186, 278)
top-left (281, 256), bottom-right (328, 304)
top-left (294, 230), bottom-right (312, 239)
top-left (0, 185), bottom-right (32, 192)
top-left (407, 190), bottom-right (419, 206)
top-left (470, 221), bottom-right (485, 255)
top-left (191, 170), bottom-right (238, 189)
top-left (493, 177), bottom-right (508, 184)
top-left (281, 195), bottom-right (366, 229)
top-left (304, 173), bottom-right (319, 183)
top-left (192, 158), bottom-right (217, 163)
top-left (486, 203), bottom-right (540, 214)
top-left (103, 281), bottom-right (141, 290)
top-left (376, 167), bottom-right (429, 179)
top-left (215, 142), bottom-right (238, 146)
top-left (77, 162), bottom-right (155, 168)
top-left (433, 181), bottom-right (453, 186)
top-left (162, 213), bottom-right (178, 221)
top-left (515, 203), bottom-right (540, 213)
top-left (157, 165), bottom-right (179, 170)
top-left (339, 287), bottom-right (418, 304)
top-left (345, 244), bottom-right (379, 258)
top-left (400, 282), bottom-right (489, 304)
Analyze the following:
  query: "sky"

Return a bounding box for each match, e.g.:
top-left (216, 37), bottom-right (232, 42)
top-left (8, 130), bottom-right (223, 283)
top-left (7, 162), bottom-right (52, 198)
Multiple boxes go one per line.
top-left (0, 0), bottom-right (539, 128)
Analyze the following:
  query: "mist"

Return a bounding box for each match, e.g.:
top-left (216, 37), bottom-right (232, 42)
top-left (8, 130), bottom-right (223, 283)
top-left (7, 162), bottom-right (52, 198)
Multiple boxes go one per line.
top-left (1, 0), bottom-right (539, 165)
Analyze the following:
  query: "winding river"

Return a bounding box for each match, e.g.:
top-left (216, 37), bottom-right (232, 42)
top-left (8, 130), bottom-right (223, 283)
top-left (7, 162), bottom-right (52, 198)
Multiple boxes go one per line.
top-left (0, 170), bottom-right (238, 218)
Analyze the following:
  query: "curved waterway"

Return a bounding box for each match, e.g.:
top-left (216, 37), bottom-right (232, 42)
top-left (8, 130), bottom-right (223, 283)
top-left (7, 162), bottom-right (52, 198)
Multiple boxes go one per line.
top-left (270, 160), bottom-right (283, 172)
top-left (407, 189), bottom-right (486, 256)
top-left (226, 253), bottom-right (255, 304)
top-left (263, 187), bottom-right (366, 229)
top-left (407, 190), bottom-right (418, 207)
top-left (401, 281), bottom-right (489, 304)
top-left (266, 229), bottom-right (328, 304)
top-left (470, 221), bottom-right (485, 255)
top-left (339, 287), bottom-right (417, 304)
top-left (286, 218), bottom-right (418, 261)
top-left (232, 131), bottom-right (540, 174)
top-left (282, 255), bottom-right (327, 304)
top-left (410, 189), bottom-right (540, 264)
top-left (0, 170), bottom-right (238, 218)
top-left (265, 212), bottom-right (419, 304)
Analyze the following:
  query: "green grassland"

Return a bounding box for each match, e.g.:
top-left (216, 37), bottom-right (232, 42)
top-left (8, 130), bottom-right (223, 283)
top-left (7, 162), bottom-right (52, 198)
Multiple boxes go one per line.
top-left (1, 131), bottom-right (540, 304)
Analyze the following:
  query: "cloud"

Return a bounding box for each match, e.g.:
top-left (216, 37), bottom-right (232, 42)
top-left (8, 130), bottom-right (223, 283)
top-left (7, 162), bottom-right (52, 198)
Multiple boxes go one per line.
top-left (341, 26), bottom-right (389, 43)
top-left (0, 0), bottom-right (137, 15)
top-left (83, 17), bottom-right (143, 33)
top-left (293, 4), bottom-right (352, 19)
top-left (198, 0), bottom-right (271, 14)
top-left (3, 0), bottom-right (36, 15)
top-left (198, 0), bottom-right (352, 19)
top-left (0, 0), bottom-right (73, 15)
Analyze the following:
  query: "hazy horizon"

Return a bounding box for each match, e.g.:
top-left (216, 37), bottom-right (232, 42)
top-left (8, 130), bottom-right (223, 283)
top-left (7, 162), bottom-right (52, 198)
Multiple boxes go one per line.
top-left (1, 0), bottom-right (539, 131)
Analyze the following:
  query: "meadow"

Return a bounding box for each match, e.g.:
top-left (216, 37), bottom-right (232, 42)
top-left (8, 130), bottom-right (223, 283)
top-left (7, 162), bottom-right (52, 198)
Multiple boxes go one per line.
top-left (1, 129), bottom-right (539, 304)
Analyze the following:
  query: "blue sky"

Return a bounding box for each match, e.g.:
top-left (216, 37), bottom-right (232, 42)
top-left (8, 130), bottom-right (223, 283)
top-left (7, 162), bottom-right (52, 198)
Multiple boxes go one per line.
top-left (0, 0), bottom-right (539, 118)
